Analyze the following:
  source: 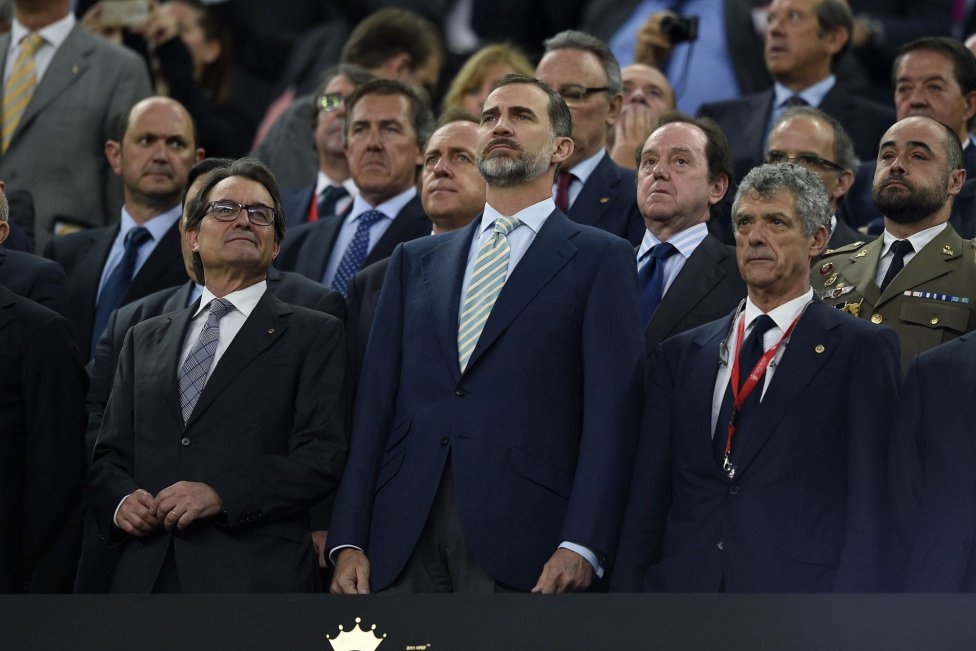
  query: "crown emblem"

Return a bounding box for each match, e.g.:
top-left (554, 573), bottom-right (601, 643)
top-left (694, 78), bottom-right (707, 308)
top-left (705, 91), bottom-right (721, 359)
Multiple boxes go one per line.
top-left (327, 617), bottom-right (386, 651)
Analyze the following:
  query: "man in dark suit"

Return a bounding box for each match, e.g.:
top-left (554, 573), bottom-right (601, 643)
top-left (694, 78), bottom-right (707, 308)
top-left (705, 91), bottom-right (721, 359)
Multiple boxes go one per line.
top-left (90, 158), bottom-right (347, 593)
top-left (0, 285), bottom-right (87, 592)
top-left (277, 65), bottom-right (374, 229)
top-left (346, 114), bottom-right (484, 379)
top-left (840, 37), bottom-right (976, 236)
top-left (813, 116), bottom-right (976, 373)
top-left (329, 75), bottom-right (643, 594)
top-left (0, 0), bottom-right (152, 251)
top-left (635, 112), bottom-right (746, 354)
top-left (0, 181), bottom-right (69, 317)
top-left (535, 30), bottom-right (644, 246)
top-left (276, 79), bottom-right (433, 298)
top-left (765, 106), bottom-right (865, 251)
top-left (890, 333), bottom-right (976, 591)
top-left (698, 0), bottom-right (895, 186)
top-left (44, 97), bottom-right (204, 360)
top-left (612, 163), bottom-right (901, 593)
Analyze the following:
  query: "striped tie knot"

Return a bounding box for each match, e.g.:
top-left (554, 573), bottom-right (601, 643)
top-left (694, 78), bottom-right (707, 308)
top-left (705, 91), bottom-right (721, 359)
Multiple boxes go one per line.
top-left (492, 215), bottom-right (521, 236)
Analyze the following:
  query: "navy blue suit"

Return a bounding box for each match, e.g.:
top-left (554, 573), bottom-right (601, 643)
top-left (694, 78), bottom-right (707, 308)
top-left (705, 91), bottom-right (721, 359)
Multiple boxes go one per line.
top-left (0, 248), bottom-right (70, 318)
top-left (328, 210), bottom-right (644, 591)
top-left (891, 333), bottom-right (976, 591)
top-left (612, 300), bottom-right (901, 592)
top-left (568, 152), bottom-right (644, 246)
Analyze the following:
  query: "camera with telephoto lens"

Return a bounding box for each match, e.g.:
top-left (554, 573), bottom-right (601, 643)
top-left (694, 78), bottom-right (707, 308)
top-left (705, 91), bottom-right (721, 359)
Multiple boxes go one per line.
top-left (660, 14), bottom-right (699, 44)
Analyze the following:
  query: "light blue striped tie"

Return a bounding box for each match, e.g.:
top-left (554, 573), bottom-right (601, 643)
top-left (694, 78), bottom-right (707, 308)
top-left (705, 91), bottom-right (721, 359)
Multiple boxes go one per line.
top-left (457, 216), bottom-right (521, 372)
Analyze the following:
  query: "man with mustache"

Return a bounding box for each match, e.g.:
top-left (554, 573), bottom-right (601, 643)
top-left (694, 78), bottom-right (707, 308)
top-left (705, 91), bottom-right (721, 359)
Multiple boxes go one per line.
top-left (328, 75), bottom-right (643, 594)
top-left (275, 79), bottom-right (432, 298)
top-left (812, 115), bottom-right (976, 372)
top-left (44, 96), bottom-right (204, 360)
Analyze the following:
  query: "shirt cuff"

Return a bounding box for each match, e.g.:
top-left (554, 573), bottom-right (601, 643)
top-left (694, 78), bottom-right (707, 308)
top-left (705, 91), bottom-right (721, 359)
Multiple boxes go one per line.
top-left (559, 541), bottom-right (604, 578)
top-left (113, 494), bottom-right (131, 528)
top-left (328, 544), bottom-right (364, 567)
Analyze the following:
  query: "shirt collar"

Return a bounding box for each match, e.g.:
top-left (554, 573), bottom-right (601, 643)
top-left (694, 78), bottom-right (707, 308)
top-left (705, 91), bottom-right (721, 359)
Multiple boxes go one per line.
top-left (11, 12), bottom-right (75, 52)
top-left (637, 222), bottom-right (709, 262)
top-left (881, 222), bottom-right (948, 257)
top-left (118, 204), bottom-right (182, 243)
top-left (347, 186), bottom-right (416, 223)
top-left (480, 196), bottom-right (555, 235)
top-left (773, 75), bottom-right (836, 109)
top-left (743, 288), bottom-right (814, 334)
top-left (194, 280), bottom-right (267, 319)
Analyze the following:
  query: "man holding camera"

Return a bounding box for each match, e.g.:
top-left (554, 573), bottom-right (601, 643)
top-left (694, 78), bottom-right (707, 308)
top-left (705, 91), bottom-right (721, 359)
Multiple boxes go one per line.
top-left (698, 0), bottom-right (894, 185)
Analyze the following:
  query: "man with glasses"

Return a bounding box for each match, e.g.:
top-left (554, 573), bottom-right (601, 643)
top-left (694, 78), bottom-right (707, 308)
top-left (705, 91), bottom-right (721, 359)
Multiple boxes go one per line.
top-left (535, 30), bottom-right (645, 246)
top-left (765, 106), bottom-right (863, 250)
top-left (276, 79), bottom-right (433, 298)
top-left (279, 65), bottom-right (375, 228)
top-left (90, 158), bottom-right (347, 593)
top-left (812, 116), bottom-right (976, 372)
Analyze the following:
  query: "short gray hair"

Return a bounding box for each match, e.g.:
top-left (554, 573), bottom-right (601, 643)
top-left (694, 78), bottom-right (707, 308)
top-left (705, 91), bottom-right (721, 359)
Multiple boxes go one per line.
top-left (732, 163), bottom-right (830, 236)
top-left (543, 30), bottom-right (623, 95)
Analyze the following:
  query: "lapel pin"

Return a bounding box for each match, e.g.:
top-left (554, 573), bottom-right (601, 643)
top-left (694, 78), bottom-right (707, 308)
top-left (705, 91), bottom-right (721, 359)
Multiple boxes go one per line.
top-left (815, 344), bottom-right (825, 354)
top-left (856, 248), bottom-right (869, 258)
top-left (819, 262), bottom-right (833, 275)
top-left (824, 272), bottom-right (838, 287)
top-left (267, 328), bottom-right (275, 334)
top-left (599, 197), bottom-right (609, 204)
top-left (72, 65), bottom-right (79, 75)
top-left (943, 245), bottom-right (955, 255)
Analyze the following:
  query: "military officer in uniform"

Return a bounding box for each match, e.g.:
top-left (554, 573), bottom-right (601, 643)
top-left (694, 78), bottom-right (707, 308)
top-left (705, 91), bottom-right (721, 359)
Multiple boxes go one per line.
top-left (812, 116), bottom-right (976, 372)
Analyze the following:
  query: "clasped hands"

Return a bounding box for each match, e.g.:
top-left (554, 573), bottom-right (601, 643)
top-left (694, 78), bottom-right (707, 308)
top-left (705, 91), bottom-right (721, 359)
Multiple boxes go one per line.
top-left (116, 481), bottom-right (223, 537)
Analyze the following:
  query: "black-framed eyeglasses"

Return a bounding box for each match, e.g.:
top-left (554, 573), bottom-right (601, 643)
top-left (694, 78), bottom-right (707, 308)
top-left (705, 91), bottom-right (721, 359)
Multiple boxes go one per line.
top-left (766, 151), bottom-right (845, 173)
top-left (556, 85), bottom-right (610, 104)
top-left (206, 201), bottom-right (275, 226)
top-left (317, 92), bottom-right (349, 113)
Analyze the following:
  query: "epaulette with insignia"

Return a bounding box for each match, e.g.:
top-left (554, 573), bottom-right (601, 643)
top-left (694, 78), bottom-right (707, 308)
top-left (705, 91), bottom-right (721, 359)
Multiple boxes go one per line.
top-left (821, 241), bottom-right (865, 257)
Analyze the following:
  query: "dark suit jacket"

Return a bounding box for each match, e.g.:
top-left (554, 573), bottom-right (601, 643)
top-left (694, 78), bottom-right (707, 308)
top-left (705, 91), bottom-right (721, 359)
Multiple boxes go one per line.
top-left (0, 25), bottom-right (151, 250)
top-left (698, 83), bottom-right (896, 185)
top-left (612, 300), bottom-right (901, 593)
top-left (345, 257), bottom-right (390, 386)
top-left (0, 248), bottom-right (70, 318)
top-left (0, 286), bottom-right (87, 592)
top-left (328, 211), bottom-right (645, 591)
top-left (281, 184), bottom-right (315, 230)
top-left (579, 0), bottom-right (771, 97)
top-left (891, 332), bottom-right (976, 591)
top-left (570, 152), bottom-right (644, 246)
top-left (827, 215), bottom-right (865, 250)
top-left (276, 195), bottom-right (430, 282)
top-left (645, 234), bottom-right (746, 354)
top-left (839, 146), bottom-right (976, 233)
top-left (89, 291), bottom-right (347, 593)
top-left (43, 218), bottom-right (186, 360)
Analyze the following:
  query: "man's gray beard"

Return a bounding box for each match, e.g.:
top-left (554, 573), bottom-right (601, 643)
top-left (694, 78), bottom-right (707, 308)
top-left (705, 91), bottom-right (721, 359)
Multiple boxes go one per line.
top-left (872, 176), bottom-right (950, 225)
top-left (478, 148), bottom-right (551, 187)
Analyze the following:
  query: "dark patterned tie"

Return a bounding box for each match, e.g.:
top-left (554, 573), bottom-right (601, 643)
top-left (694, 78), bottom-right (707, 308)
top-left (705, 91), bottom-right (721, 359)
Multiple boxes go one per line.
top-left (91, 226), bottom-right (151, 356)
top-left (714, 314), bottom-right (776, 466)
top-left (330, 209), bottom-right (386, 297)
top-left (315, 184), bottom-right (349, 220)
top-left (879, 239), bottom-right (914, 292)
top-left (178, 298), bottom-right (232, 424)
top-left (555, 170), bottom-right (575, 212)
top-left (638, 242), bottom-right (678, 327)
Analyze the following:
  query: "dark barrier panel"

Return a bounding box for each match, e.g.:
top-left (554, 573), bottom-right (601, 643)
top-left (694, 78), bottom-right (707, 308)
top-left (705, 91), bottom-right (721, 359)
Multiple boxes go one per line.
top-left (2, 594), bottom-right (976, 650)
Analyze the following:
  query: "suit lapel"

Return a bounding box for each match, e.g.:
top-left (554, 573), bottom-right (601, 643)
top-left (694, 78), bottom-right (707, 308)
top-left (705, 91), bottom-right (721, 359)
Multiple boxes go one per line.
top-left (732, 302), bottom-right (838, 475)
top-left (463, 210), bottom-right (577, 373)
top-left (125, 219), bottom-right (183, 301)
top-left (421, 222), bottom-right (475, 379)
top-left (690, 316), bottom-right (735, 474)
top-left (16, 26), bottom-right (93, 142)
top-left (364, 195), bottom-right (428, 266)
top-left (568, 153), bottom-right (618, 228)
top-left (163, 282), bottom-right (196, 312)
top-left (185, 292), bottom-right (289, 428)
top-left (154, 306), bottom-right (195, 426)
top-left (296, 217), bottom-right (342, 280)
top-left (879, 226), bottom-right (962, 304)
top-left (647, 236), bottom-right (730, 353)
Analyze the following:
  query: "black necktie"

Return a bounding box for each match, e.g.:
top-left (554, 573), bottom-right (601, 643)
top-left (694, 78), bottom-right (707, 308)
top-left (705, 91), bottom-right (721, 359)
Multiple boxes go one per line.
top-left (714, 314), bottom-right (776, 466)
top-left (91, 226), bottom-right (151, 357)
top-left (879, 239), bottom-right (914, 292)
top-left (317, 184), bottom-right (349, 219)
top-left (783, 95), bottom-right (808, 108)
top-left (638, 242), bottom-right (678, 327)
